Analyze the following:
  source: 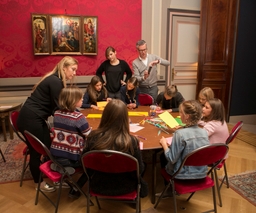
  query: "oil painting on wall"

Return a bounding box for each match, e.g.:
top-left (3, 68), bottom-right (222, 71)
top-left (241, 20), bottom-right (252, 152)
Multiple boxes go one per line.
top-left (31, 14), bottom-right (98, 55)
top-left (83, 16), bottom-right (97, 55)
top-left (32, 14), bottom-right (50, 55)
top-left (50, 15), bottom-right (82, 55)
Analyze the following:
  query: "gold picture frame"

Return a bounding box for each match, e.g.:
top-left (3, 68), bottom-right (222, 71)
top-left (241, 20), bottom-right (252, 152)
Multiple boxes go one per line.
top-left (32, 14), bottom-right (50, 55)
top-left (49, 15), bottom-right (82, 55)
top-left (83, 16), bottom-right (98, 55)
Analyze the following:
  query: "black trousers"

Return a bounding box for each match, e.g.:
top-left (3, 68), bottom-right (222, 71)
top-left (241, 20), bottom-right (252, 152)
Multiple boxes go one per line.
top-left (17, 105), bottom-right (51, 183)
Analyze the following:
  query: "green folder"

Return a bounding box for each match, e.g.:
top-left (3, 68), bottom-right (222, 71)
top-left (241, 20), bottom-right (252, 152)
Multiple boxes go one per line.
top-left (175, 117), bottom-right (186, 126)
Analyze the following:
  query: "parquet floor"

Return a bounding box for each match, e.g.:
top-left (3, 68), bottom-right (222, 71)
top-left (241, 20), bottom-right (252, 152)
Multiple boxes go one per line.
top-left (0, 132), bottom-right (255, 213)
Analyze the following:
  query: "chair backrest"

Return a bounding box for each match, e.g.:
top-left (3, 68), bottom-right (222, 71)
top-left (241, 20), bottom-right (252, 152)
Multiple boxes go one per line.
top-left (173, 143), bottom-right (229, 178)
top-left (81, 150), bottom-right (139, 176)
top-left (138, 93), bottom-right (154, 106)
top-left (24, 130), bottom-right (49, 156)
top-left (9, 110), bottom-right (26, 142)
top-left (24, 130), bottom-right (69, 170)
top-left (226, 121), bottom-right (243, 145)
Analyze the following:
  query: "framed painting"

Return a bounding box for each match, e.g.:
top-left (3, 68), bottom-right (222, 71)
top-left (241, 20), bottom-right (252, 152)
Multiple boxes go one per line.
top-left (32, 14), bottom-right (50, 55)
top-left (49, 15), bottom-right (82, 55)
top-left (83, 16), bottom-right (98, 55)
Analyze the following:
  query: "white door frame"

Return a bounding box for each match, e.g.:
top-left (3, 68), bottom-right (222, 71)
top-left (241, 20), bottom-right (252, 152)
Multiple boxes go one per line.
top-left (166, 9), bottom-right (200, 100)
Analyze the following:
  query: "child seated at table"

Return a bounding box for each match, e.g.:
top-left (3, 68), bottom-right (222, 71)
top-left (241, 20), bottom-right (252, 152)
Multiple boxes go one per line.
top-left (198, 87), bottom-right (214, 106)
top-left (81, 75), bottom-right (112, 109)
top-left (68, 99), bottom-right (148, 198)
top-left (156, 85), bottom-right (185, 112)
top-left (198, 98), bottom-right (229, 144)
top-left (120, 76), bottom-right (140, 109)
top-left (156, 100), bottom-right (209, 197)
top-left (50, 87), bottom-right (91, 176)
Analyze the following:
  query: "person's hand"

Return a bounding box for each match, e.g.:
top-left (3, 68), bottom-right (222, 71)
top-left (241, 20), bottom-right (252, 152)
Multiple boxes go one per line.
top-left (156, 106), bottom-right (161, 111)
top-left (167, 109), bottom-right (172, 113)
top-left (143, 70), bottom-right (149, 80)
top-left (149, 59), bottom-right (160, 67)
top-left (91, 105), bottom-right (99, 110)
top-left (120, 80), bottom-right (126, 86)
top-left (106, 98), bottom-right (112, 102)
top-left (127, 103), bottom-right (136, 109)
top-left (159, 136), bottom-right (168, 150)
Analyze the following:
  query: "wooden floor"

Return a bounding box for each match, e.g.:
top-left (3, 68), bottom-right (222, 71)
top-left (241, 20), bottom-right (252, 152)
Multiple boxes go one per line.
top-left (0, 136), bottom-right (256, 213)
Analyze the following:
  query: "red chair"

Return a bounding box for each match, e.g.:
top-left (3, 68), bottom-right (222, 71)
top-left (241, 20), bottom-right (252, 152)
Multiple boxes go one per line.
top-left (81, 150), bottom-right (141, 213)
top-left (154, 143), bottom-right (229, 213)
top-left (24, 130), bottom-right (92, 213)
top-left (9, 110), bottom-right (30, 187)
top-left (138, 93), bottom-right (154, 106)
top-left (214, 121), bottom-right (243, 207)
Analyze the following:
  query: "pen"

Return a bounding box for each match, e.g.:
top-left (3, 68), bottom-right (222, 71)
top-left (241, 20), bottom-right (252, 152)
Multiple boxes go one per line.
top-left (135, 135), bottom-right (147, 140)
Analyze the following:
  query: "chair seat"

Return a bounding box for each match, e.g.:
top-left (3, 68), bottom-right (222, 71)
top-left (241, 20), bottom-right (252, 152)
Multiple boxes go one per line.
top-left (39, 160), bottom-right (62, 182)
top-left (161, 168), bottom-right (214, 195)
top-left (90, 190), bottom-right (137, 200)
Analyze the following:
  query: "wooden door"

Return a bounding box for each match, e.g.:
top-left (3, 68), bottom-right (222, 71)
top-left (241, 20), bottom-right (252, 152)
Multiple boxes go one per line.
top-left (196, 0), bottom-right (239, 119)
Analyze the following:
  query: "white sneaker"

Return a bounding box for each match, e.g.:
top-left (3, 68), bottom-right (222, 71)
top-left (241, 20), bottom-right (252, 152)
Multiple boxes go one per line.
top-left (53, 181), bottom-right (70, 189)
top-left (36, 182), bottom-right (56, 192)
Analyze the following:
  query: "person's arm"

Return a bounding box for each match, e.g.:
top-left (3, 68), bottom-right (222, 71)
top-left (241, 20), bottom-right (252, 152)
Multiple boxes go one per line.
top-left (81, 92), bottom-right (92, 108)
top-left (133, 60), bottom-right (145, 82)
top-left (131, 137), bottom-right (145, 175)
top-left (156, 92), bottom-right (163, 106)
top-left (135, 87), bottom-right (140, 108)
top-left (163, 131), bottom-right (186, 164)
top-left (201, 121), bottom-right (217, 138)
top-left (47, 75), bottom-right (64, 114)
top-left (171, 92), bottom-right (185, 112)
top-left (76, 113), bottom-right (92, 137)
top-left (96, 61), bottom-right (106, 84)
top-left (158, 57), bottom-right (170, 66)
top-left (122, 60), bottom-right (133, 82)
top-left (120, 86), bottom-right (127, 104)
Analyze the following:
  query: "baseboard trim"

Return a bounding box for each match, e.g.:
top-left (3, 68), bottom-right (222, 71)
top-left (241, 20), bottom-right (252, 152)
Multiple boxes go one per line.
top-left (229, 115), bottom-right (256, 125)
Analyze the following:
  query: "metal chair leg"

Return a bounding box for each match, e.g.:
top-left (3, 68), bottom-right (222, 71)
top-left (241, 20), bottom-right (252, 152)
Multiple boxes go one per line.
top-left (0, 148), bottom-right (6, 162)
top-left (222, 163), bottom-right (229, 188)
top-left (20, 149), bottom-right (29, 187)
top-left (214, 168), bottom-right (222, 207)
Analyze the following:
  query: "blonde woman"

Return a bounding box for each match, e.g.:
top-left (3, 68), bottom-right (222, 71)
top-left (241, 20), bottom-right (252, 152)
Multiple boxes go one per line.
top-left (17, 56), bottom-right (78, 192)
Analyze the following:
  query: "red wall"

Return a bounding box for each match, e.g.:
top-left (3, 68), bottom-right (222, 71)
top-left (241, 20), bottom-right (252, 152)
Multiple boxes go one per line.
top-left (0, 0), bottom-right (141, 78)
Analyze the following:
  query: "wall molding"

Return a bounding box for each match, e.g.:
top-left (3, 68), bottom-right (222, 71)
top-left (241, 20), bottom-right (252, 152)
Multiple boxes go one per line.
top-left (0, 76), bottom-right (93, 104)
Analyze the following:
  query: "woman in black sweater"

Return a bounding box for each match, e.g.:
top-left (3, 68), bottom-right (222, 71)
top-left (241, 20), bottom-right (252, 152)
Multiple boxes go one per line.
top-left (96, 46), bottom-right (132, 99)
top-left (17, 56), bottom-right (78, 192)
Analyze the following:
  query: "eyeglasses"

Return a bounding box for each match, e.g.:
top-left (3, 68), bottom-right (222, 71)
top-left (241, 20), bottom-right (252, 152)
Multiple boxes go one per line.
top-left (137, 48), bottom-right (147, 52)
